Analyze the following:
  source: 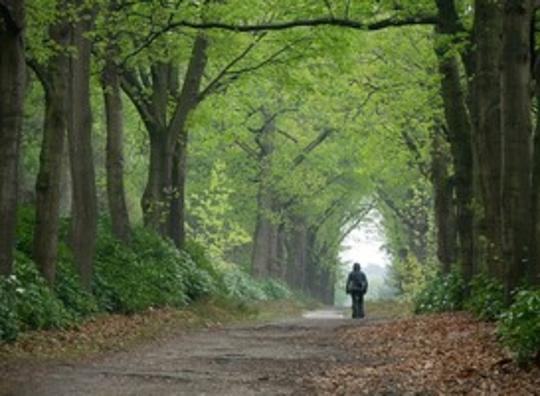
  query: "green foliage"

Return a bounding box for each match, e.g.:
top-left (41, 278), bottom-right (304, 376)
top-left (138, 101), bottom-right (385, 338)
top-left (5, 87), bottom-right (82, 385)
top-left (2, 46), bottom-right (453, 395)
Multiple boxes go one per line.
top-left (0, 252), bottom-right (74, 341)
top-left (221, 268), bottom-right (268, 301)
top-left (389, 255), bottom-right (435, 300)
top-left (95, 227), bottom-right (181, 313)
top-left (413, 270), bottom-right (464, 314)
top-left (0, 275), bottom-right (21, 341)
top-left (498, 289), bottom-right (540, 363)
top-left (54, 253), bottom-right (99, 320)
top-left (464, 274), bottom-right (504, 321)
top-left (260, 279), bottom-right (293, 300)
top-left (14, 206), bottom-right (36, 256)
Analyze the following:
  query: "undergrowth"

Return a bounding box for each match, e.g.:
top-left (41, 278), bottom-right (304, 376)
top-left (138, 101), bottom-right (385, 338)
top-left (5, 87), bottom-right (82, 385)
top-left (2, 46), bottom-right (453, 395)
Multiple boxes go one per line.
top-left (0, 209), bottom-right (293, 342)
top-left (413, 269), bottom-right (539, 363)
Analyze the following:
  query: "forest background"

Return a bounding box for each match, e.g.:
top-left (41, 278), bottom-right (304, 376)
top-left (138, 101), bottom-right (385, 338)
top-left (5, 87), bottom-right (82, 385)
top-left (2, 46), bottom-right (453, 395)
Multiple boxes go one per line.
top-left (0, 0), bottom-right (539, 363)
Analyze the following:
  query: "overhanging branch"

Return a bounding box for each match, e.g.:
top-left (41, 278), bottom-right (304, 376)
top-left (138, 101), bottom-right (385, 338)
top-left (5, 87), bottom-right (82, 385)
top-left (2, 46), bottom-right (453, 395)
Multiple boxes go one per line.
top-left (166, 14), bottom-right (438, 32)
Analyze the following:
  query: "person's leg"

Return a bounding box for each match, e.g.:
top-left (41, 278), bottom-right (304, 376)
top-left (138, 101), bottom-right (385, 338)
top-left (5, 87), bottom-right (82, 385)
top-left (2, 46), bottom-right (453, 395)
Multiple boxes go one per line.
top-left (359, 293), bottom-right (365, 318)
top-left (351, 293), bottom-right (357, 318)
top-left (352, 293), bottom-right (361, 318)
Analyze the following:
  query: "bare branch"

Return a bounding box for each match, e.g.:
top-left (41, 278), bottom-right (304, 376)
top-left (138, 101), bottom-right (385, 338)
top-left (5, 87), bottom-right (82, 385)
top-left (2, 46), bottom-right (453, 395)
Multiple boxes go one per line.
top-left (276, 128), bottom-right (299, 144)
top-left (121, 13), bottom-right (437, 59)
top-left (234, 139), bottom-right (260, 160)
top-left (198, 33), bottom-right (267, 101)
top-left (166, 14), bottom-right (438, 32)
top-left (292, 128), bottom-right (334, 168)
top-left (121, 69), bottom-right (158, 130)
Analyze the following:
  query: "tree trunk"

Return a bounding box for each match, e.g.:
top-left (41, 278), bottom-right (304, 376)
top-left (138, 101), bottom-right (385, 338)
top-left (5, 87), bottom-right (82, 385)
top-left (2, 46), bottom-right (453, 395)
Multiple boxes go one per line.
top-left (33, 20), bottom-right (69, 283)
top-left (431, 129), bottom-right (457, 273)
top-left (169, 129), bottom-right (188, 246)
top-left (141, 126), bottom-right (169, 233)
top-left (285, 217), bottom-right (308, 290)
top-left (67, 2), bottom-right (97, 290)
top-left (500, 0), bottom-right (533, 299)
top-left (472, 0), bottom-right (504, 279)
top-left (434, 8), bottom-right (475, 284)
top-left (102, 56), bottom-right (131, 242)
top-left (251, 183), bottom-right (280, 279)
top-left (0, 0), bottom-right (25, 276)
top-left (531, 53), bottom-right (540, 286)
top-left (167, 34), bottom-right (208, 248)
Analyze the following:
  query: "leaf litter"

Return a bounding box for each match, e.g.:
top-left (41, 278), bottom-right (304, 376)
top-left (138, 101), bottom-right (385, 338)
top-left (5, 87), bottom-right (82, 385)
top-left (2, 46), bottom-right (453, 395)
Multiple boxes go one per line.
top-left (304, 312), bottom-right (540, 395)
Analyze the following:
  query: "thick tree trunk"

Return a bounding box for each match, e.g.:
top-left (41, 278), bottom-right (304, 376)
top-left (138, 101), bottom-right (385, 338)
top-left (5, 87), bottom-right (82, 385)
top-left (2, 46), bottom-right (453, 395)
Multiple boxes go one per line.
top-left (304, 228), bottom-right (318, 296)
top-left (0, 0), bottom-right (25, 276)
top-left (141, 127), bottom-right (169, 233)
top-left (59, 139), bottom-right (71, 216)
top-left (139, 62), bottom-right (171, 233)
top-left (102, 57), bottom-right (131, 242)
top-left (169, 129), bottom-right (188, 246)
top-left (500, 0), bottom-right (533, 298)
top-left (285, 217), bottom-right (309, 290)
top-left (67, 3), bottom-right (97, 290)
top-left (431, 129), bottom-right (457, 273)
top-left (250, 109), bottom-right (281, 279)
top-left (251, 184), bottom-right (280, 279)
top-left (532, 55), bottom-right (540, 286)
top-left (33, 22), bottom-right (69, 283)
top-left (434, 3), bottom-right (475, 284)
top-left (168, 34), bottom-right (208, 248)
top-left (472, 0), bottom-right (504, 279)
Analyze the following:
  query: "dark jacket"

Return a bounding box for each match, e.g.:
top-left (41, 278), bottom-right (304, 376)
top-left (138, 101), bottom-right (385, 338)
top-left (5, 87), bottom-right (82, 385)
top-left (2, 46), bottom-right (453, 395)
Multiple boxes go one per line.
top-left (346, 270), bottom-right (368, 294)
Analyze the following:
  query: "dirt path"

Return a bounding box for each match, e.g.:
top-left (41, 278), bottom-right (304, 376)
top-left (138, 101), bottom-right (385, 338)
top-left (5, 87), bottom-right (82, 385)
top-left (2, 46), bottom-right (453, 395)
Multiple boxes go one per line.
top-left (0, 309), bottom-right (364, 396)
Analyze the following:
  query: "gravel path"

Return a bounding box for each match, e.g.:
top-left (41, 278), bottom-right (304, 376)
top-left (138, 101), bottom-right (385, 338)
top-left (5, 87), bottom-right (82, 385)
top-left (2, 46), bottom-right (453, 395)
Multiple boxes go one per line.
top-left (0, 309), bottom-right (367, 396)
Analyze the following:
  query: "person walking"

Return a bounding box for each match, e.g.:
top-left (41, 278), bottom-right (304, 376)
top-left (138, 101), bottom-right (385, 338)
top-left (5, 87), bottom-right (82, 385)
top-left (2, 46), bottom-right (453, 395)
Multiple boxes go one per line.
top-left (346, 263), bottom-right (368, 319)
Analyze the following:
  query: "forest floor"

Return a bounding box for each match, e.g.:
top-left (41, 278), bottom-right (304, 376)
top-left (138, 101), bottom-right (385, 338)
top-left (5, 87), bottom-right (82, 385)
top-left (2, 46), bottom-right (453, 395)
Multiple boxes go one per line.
top-left (0, 301), bottom-right (539, 396)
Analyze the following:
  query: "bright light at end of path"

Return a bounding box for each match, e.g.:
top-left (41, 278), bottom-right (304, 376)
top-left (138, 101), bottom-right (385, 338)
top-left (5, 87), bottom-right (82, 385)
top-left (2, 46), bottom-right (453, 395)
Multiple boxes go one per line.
top-left (339, 219), bottom-right (389, 269)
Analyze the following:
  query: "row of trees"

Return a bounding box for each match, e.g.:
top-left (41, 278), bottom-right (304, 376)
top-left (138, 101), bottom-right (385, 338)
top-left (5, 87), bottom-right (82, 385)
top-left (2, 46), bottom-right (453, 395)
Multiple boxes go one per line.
top-left (1, 0), bottom-right (539, 304)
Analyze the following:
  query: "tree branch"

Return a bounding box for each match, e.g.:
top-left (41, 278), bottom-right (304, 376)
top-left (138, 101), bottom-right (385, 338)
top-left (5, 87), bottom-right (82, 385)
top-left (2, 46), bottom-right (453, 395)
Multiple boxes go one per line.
top-left (234, 139), bottom-right (260, 160)
top-left (292, 128), bottom-right (334, 168)
top-left (198, 33), bottom-right (267, 101)
top-left (166, 14), bottom-right (438, 32)
top-left (125, 13), bottom-right (437, 57)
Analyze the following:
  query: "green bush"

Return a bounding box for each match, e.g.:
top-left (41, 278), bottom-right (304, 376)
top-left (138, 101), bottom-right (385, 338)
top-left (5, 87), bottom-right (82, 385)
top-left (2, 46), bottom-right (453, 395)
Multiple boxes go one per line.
top-left (0, 275), bottom-right (21, 341)
top-left (464, 274), bottom-right (504, 321)
top-left (12, 252), bottom-right (73, 330)
top-left (14, 206), bottom-right (35, 256)
top-left (413, 270), bottom-right (464, 314)
top-left (93, 227), bottom-right (187, 313)
top-left (55, 252), bottom-right (99, 319)
top-left (93, 226), bottom-right (219, 313)
top-left (2, 210), bottom-right (292, 342)
top-left (0, 252), bottom-right (74, 341)
top-left (221, 268), bottom-right (268, 301)
top-left (498, 289), bottom-right (540, 363)
top-left (261, 279), bottom-right (293, 300)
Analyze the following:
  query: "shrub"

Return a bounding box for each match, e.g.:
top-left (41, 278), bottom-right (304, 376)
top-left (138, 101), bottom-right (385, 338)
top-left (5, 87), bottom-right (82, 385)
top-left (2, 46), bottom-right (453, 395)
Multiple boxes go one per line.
top-left (93, 226), bottom-right (219, 313)
top-left (0, 252), bottom-right (74, 341)
top-left (93, 227), bottom-right (188, 313)
top-left (14, 206), bottom-right (35, 256)
top-left (13, 252), bottom-right (73, 330)
top-left (498, 289), bottom-right (540, 364)
top-left (260, 279), bottom-right (293, 300)
top-left (55, 251), bottom-right (99, 319)
top-left (413, 270), bottom-right (464, 314)
top-left (0, 275), bottom-right (21, 341)
top-left (221, 268), bottom-right (268, 302)
top-left (464, 274), bottom-right (504, 321)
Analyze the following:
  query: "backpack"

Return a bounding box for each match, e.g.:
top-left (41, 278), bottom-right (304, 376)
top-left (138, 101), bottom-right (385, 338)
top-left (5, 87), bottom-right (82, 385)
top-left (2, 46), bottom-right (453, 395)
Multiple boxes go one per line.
top-left (347, 271), bottom-right (367, 293)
